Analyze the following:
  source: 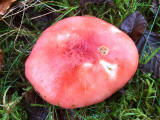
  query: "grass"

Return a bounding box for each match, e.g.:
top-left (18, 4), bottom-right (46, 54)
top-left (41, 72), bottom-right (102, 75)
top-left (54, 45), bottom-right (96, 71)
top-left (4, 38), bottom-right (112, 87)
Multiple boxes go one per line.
top-left (0, 0), bottom-right (160, 119)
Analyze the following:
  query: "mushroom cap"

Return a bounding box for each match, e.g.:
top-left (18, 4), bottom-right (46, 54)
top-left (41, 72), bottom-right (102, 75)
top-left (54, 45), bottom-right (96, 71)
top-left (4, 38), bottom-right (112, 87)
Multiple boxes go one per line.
top-left (25, 16), bottom-right (139, 109)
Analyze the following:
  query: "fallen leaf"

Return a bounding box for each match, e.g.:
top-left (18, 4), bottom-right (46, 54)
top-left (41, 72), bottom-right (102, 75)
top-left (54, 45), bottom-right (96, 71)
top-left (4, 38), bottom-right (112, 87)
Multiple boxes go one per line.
top-left (152, 0), bottom-right (160, 16)
top-left (26, 7), bottom-right (60, 31)
top-left (53, 108), bottom-right (78, 120)
top-left (138, 31), bottom-right (160, 78)
top-left (0, 48), bottom-right (4, 71)
top-left (120, 11), bottom-right (160, 78)
top-left (80, 0), bottom-right (114, 9)
top-left (120, 11), bottom-right (147, 42)
top-left (25, 90), bottom-right (49, 120)
top-left (0, 0), bottom-right (17, 15)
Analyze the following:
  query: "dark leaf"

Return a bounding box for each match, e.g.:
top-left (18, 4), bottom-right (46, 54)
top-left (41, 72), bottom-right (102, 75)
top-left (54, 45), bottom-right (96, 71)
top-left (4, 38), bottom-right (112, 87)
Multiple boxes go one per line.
top-left (152, 0), bottom-right (160, 16)
top-left (24, 7), bottom-right (60, 31)
top-left (53, 108), bottom-right (78, 120)
top-left (25, 90), bottom-right (49, 120)
top-left (137, 31), bottom-right (160, 78)
top-left (80, 0), bottom-right (114, 8)
top-left (120, 11), bottom-right (160, 78)
top-left (120, 11), bottom-right (147, 42)
top-left (118, 88), bottom-right (126, 95)
top-left (0, 48), bottom-right (4, 71)
top-left (0, 0), bottom-right (16, 15)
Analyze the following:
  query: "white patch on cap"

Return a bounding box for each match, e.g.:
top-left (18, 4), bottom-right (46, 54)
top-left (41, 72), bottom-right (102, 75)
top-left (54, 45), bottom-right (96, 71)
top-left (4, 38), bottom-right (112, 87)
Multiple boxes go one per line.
top-left (99, 60), bottom-right (118, 79)
top-left (83, 62), bottom-right (93, 67)
top-left (110, 27), bottom-right (121, 33)
top-left (66, 33), bottom-right (70, 37)
top-left (57, 33), bottom-right (70, 41)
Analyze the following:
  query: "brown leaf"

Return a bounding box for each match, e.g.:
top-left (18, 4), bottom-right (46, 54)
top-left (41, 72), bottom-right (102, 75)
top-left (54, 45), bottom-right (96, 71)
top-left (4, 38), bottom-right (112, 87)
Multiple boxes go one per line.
top-left (120, 11), bottom-right (160, 78)
top-left (0, 0), bottom-right (16, 15)
top-left (53, 108), bottom-right (78, 120)
top-left (0, 48), bottom-right (4, 71)
top-left (137, 31), bottom-right (160, 78)
top-left (120, 11), bottom-right (147, 42)
top-left (25, 90), bottom-right (49, 120)
top-left (152, 0), bottom-right (160, 16)
top-left (80, 0), bottom-right (114, 8)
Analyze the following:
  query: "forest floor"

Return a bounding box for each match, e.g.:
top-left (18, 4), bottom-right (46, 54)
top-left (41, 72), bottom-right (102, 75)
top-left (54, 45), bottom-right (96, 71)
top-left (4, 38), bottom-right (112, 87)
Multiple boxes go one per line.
top-left (0, 0), bottom-right (160, 120)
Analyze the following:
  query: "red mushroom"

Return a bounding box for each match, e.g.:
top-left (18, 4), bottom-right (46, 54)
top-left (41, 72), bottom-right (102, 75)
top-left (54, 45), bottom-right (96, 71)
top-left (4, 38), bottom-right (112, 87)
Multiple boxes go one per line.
top-left (25, 16), bottom-right (139, 109)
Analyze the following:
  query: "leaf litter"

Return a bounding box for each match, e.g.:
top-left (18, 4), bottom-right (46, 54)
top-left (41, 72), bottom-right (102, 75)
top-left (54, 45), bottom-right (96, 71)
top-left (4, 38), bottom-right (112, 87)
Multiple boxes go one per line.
top-left (152, 0), bottom-right (160, 16)
top-left (25, 89), bottom-right (78, 120)
top-left (120, 11), bottom-right (160, 78)
top-left (120, 11), bottom-right (147, 42)
top-left (25, 90), bottom-right (49, 120)
top-left (80, 0), bottom-right (114, 7)
top-left (0, 48), bottom-right (4, 72)
top-left (138, 31), bottom-right (160, 78)
top-left (0, 0), bottom-right (17, 15)
top-left (80, 0), bottom-right (114, 12)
